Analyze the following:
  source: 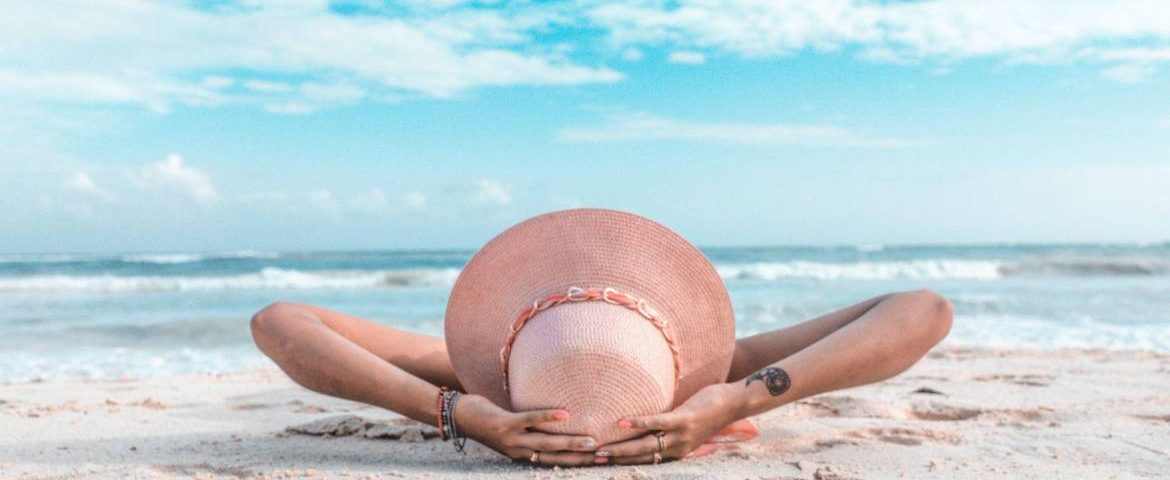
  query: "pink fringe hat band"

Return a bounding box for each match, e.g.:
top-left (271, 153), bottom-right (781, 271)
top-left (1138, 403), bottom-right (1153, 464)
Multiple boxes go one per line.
top-left (498, 286), bottom-right (683, 395)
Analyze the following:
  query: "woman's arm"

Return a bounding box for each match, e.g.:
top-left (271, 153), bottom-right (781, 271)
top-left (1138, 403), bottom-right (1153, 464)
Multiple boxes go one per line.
top-left (599, 289), bottom-right (953, 464)
top-left (733, 289), bottom-right (953, 417)
top-left (726, 293), bottom-right (894, 381)
top-left (250, 302), bottom-right (454, 421)
top-left (250, 302), bottom-right (602, 466)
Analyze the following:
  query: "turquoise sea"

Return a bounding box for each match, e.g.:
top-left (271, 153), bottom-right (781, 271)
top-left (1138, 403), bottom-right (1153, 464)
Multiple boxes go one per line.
top-left (2, 244), bottom-right (1168, 382)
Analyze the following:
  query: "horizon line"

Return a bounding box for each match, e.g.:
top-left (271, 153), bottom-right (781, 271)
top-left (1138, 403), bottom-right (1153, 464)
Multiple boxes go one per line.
top-left (2, 240), bottom-right (1167, 258)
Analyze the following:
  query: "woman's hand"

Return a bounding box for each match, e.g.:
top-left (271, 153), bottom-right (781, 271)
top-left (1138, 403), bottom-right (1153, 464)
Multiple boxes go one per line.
top-left (454, 394), bottom-right (603, 467)
top-left (596, 382), bottom-right (744, 465)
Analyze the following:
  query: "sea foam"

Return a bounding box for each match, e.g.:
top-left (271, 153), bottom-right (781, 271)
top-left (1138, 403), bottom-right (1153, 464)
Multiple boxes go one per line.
top-left (3, 256), bottom-right (1167, 293)
top-left (0, 267), bottom-right (461, 293)
top-left (715, 260), bottom-right (1003, 281)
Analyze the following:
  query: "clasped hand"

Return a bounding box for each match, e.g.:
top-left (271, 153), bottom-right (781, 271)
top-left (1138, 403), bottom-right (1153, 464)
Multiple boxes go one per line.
top-left (455, 383), bottom-right (741, 467)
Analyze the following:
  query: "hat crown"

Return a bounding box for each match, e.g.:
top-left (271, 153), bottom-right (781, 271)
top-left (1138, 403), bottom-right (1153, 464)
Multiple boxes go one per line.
top-left (508, 301), bottom-right (675, 445)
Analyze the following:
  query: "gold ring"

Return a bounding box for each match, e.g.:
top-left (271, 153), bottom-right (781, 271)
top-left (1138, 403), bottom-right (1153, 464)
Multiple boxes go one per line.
top-left (652, 452), bottom-right (662, 464)
top-left (655, 431), bottom-right (666, 453)
top-left (530, 451), bottom-right (540, 463)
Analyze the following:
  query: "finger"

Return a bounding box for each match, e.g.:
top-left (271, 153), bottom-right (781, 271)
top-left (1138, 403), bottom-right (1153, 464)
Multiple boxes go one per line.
top-left (595, 433), bottom-right (664, 458)
top-left (610, 453), bottom-right (666, 465)
top-left (513, 432), bottom-right (598, 452)
top-left (515, 409), bottom-right (570, 427)
top-left (618, 412), bottom-right (685, 431)
top-left (534, 451), bottom-right (605, 467)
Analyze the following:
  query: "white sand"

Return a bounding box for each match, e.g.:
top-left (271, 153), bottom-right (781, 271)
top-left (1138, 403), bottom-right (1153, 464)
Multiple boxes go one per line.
top-left (2, 347), bottom-right (1168, 479)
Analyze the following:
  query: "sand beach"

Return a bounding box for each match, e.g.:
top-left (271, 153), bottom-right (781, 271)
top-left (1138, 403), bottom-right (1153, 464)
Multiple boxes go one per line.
top-left (3, 346), bottom-right (1167, 479)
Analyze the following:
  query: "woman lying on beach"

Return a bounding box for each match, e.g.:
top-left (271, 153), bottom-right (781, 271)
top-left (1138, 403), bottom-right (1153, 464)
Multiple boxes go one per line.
top-left (250, 209), bottom-right (952, 467)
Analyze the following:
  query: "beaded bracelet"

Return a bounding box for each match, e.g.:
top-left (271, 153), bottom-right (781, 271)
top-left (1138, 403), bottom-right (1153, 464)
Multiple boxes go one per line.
top-left (435, 386), bottom-right (449, 441)
top-left (436, 387), bottom-right (466, 453)
top-left (446, 390), bottom-right (466, 453)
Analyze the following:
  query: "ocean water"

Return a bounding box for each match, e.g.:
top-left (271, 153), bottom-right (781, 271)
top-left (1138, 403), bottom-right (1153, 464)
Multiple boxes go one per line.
top-left (1, 244), bottom-right (1168, 383)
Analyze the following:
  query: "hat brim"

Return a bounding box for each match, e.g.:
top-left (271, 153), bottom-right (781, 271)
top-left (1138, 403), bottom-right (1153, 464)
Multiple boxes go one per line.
top-left (445, 208), bottom-right (736, 410)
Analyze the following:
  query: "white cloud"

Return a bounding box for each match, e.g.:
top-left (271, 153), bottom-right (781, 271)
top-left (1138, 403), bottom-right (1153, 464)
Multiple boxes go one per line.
top-left (63, 172), bottom-right (114, 201)
top-left (235, 190), bottom-right (290, 204)
top-left (309, 187), bottom-right (425, 214)
top-left (348, 187), bottom-right (389, 213)
top-left (202, 76), bottom-right (235, 89)
top-left (403, 191), bottom-right (427, 208)
top-left (1157, 116), bottom-right (1170, 130)
top-left (621, 48), bottom-right (645, 61)
top-left (0, 70), bottom-right (220, 113)
top-left (667, 51), bottom-right (706, 65)
top-left (263, 81), bottom-right (369, 114)
top-left (242, 80), bottom-right (295, 94)
top-left (587, 0), bottom-right (1170, 81)
top-left (3, 0), bottom-right (1166, 118)
top-left (1100, 64), bottom-right (1155, 83)
top-left (309, 189), bottom-right (342, 213)
top-left (1084, 46), bottom-right (1170, 63)
top-left (440, 179), bottom-right (510, 206)
top-left (473, 179), bottom-right (512, 206)
top-left (132, 154), bottom-right (218, 205)
top-left (557, 112), bottom-right (913, 148)
top-left (1083, 47), bottom-right (1170, 82)
top-left (35, 193), bottom-right (95, 219)
top-left (0, 1), bottom-right (621, 112)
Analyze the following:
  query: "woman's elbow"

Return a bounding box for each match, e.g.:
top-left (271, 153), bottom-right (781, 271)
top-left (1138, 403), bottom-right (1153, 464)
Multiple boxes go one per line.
top-left (250, 301), bottom-right (300, 351)
top-left (885, 289), bottom-right (953, 349)
top-left (908, 289), bottom-right (954, 345)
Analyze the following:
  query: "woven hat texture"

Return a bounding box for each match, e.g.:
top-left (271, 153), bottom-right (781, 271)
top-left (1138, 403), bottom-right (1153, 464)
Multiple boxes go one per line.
top-left (444, 208), bottom-right (735, 444)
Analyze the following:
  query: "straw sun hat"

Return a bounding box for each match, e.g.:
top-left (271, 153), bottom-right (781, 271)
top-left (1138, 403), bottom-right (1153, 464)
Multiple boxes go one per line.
top-left (445, 208), bottom-right (736, 445)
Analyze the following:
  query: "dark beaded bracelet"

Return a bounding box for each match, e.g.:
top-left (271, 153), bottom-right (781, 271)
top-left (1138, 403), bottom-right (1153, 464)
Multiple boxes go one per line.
top-left (440, 389), bottom-right (466, 453)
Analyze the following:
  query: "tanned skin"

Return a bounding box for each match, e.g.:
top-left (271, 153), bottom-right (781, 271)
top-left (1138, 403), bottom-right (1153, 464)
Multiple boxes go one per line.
top-left (251, 289), bottom-right (952, 466)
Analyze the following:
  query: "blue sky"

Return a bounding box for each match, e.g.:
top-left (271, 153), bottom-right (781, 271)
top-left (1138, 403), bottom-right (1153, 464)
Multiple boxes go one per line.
top-left (2, 0), bottom-right (1169, 253)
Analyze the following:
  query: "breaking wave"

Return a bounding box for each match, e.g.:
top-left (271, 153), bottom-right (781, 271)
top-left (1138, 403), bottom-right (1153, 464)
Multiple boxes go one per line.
top-left (1, 256), bottom-right (1166, 293)
top-left (120, 251), bottom-right (280, 264)
top-left (0, 267), bottom-right (461, 293)
top-left (717, 257), bottom-right (1169, 281)
top-left (0, 250), bottom-right (281, 265)
top-left (998, 257), bottom-right (1168, 276)
top-left (716, 260), bottom-right (1002, 280)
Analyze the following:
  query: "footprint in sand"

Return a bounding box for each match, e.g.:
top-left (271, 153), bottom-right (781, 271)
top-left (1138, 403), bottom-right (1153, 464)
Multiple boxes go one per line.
top-left (970, 373), bottom-right (1054, 387)
top-left (286, 414), bottom-right (367, 436)
top-left (1132, 414), bottom-right (1170, 424)
top-left (910, 401), bottom-right (982, 421)
top-left (288, 399), bottom-right (328, 413)
top-left (774, 425), bottom-right (961, 453)
top-left (230, 399), bottom-right (323, 412)
top-left (229, 402), bottom-right (275, 411)
top-left (845, 427), bottom-right (961, 446)
top-left (789, 395), bottom-right (909, 420)
top-left (910, 401), bottom-right (1055, 426)
top-left (980, 407), bottom-right (1056, 426)
top-left (285, 414), bottom-right (440, 442)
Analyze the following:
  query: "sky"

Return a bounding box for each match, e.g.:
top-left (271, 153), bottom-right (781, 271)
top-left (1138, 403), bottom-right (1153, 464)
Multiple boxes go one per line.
top-left (1, 0), bottom-right (1169, 254)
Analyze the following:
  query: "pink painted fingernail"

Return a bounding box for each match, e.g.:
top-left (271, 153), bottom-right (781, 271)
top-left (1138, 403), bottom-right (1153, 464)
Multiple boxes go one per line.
top-left (617, 420), bottom-right (632, 428)
top-left (594, 456), bottom-right (609, 464)
top-left (554, 410), bottom-right (570, 420)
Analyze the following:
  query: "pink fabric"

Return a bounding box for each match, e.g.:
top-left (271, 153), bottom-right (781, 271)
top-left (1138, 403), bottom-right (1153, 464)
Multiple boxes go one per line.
top-left (686, 418), bottom-right (760, 458)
